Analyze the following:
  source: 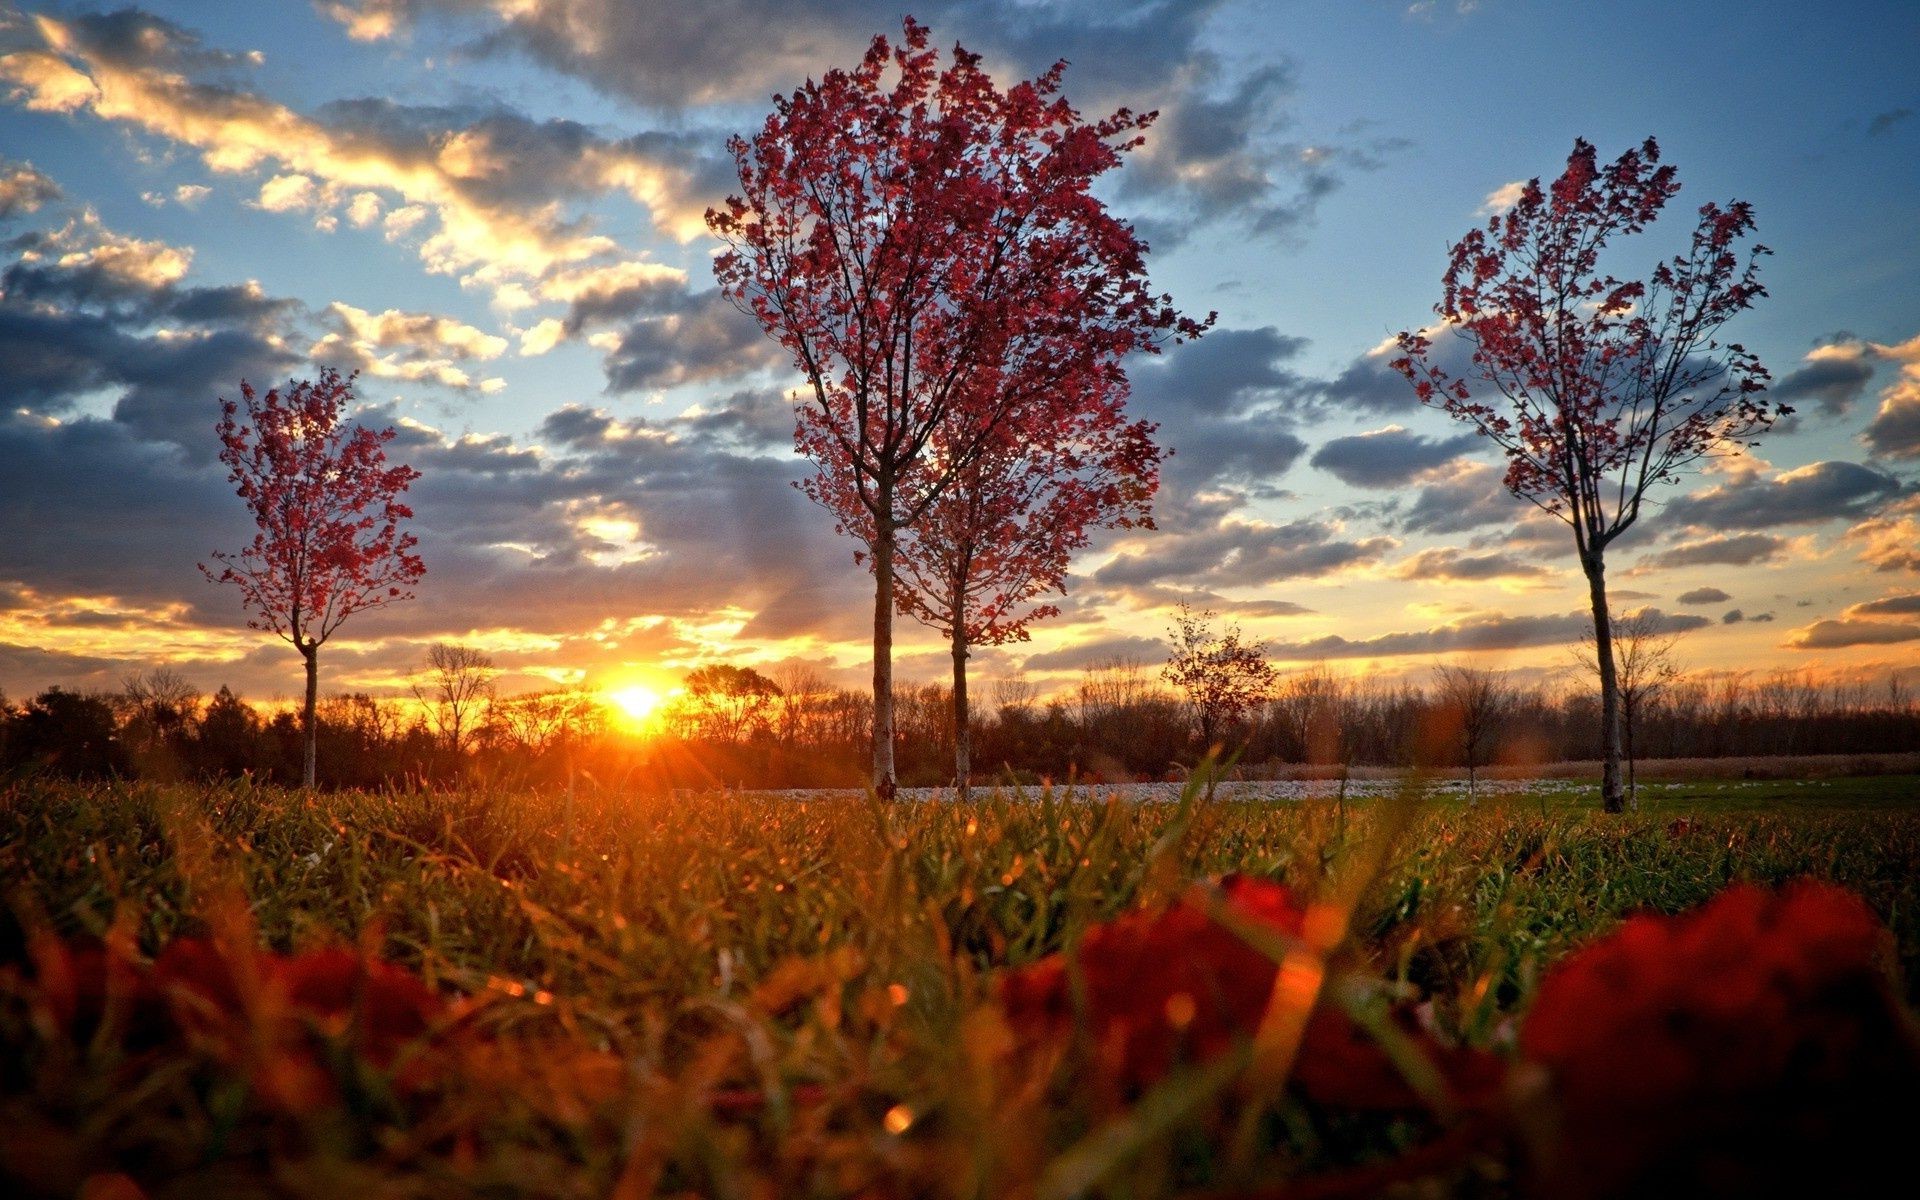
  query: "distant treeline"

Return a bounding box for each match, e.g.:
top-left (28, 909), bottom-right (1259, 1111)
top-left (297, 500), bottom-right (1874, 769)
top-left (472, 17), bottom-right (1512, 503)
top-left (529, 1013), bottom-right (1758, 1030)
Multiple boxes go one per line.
top-left (3, 659), bottom-right (1917, 790)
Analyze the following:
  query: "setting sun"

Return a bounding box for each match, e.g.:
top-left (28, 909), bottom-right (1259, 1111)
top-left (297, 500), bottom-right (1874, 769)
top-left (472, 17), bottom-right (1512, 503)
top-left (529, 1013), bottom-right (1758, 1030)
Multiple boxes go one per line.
top-left (604, 684), bottom-right (664, 730)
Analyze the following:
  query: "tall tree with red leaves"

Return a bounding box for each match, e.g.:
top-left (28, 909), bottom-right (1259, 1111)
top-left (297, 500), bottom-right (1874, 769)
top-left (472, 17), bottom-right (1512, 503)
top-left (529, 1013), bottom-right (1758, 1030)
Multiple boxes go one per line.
top-left (893, 379), bottom-right (1162, 799)
top-left (202, 368), bottom-right (424, 789)
top-left (1393, 138), bottom-right (1779, 813)
top-left (708, 18), bottom-right (1205, 799)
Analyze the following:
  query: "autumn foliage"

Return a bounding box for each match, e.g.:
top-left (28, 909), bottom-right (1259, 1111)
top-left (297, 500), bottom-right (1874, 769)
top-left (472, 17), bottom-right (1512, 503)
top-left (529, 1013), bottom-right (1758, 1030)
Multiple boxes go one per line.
top-left (202, 367), bottom-right (424, 787)
top-left (709, 18), bottom-right (1203, 795)
top-left (1393, 138), bottom-right (1782, 813)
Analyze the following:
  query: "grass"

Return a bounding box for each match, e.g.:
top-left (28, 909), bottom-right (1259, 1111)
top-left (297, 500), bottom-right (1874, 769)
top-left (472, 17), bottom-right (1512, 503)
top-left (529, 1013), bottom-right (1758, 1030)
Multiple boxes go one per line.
top-left (3, 773), bottom-right (1918, 1197)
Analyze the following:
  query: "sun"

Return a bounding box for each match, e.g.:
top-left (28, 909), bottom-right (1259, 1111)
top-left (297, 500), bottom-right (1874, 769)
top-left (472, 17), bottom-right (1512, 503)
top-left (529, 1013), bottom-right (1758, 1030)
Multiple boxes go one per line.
top-left (604, 684), bottom-right (663, 731)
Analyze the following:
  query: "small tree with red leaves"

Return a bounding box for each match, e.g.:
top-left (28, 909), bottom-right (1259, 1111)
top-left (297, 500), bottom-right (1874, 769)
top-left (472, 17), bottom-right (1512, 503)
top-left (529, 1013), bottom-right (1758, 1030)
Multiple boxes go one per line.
top-left (1393, 138), bottom-right (1780, 813)
top-left (1162, 603), bottom-right (1279, 751)
top-left (893, 388), bottom-right (1162, 798)
top-left (708, 18), bottom-right (1205, 799)
top-left (202, 368), bottom-right (424, 788)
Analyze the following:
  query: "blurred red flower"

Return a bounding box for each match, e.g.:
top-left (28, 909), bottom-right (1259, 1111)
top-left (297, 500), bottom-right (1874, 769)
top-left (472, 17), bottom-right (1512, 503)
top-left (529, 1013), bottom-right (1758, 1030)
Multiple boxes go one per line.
top-left (1518, 879), bottom-right (1920, 1198)
top-left (997, 875), bottom-right (1496, 1111)
top-left (152, 938), bottom-right (459, 1109)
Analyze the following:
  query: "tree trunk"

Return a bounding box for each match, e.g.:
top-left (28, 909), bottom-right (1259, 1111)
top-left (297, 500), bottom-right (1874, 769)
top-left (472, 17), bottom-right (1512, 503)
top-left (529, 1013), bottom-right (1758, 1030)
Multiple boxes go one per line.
top-left (871, 512), bottom-right (897, 801)
top-left (1582, 552), bottom-right (1626, 813)
top-left (951, 620), bottom-right (971, 803)
top-left (1624, 696), bottom-right (1638, 810)
top-left (300, 642), bottom-right (319, 791)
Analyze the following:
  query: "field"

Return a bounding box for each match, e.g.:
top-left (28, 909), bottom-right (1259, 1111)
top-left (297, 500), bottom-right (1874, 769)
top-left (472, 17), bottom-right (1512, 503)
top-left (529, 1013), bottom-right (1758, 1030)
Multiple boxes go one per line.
top-left (4, 774), bottom-right (1918, 1198)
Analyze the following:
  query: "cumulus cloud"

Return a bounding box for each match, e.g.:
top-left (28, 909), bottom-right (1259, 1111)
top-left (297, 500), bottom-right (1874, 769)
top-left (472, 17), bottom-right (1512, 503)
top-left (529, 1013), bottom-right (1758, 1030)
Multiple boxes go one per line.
top-left (309, 301), bottom-right (509, 392)
top-left (1785, 619), bottom-right (1920, 650)
top-left (1771, 339), bottom-right (1878, 416)
top-left (1395, 461), bottom-right (1519, 535)
top-left (1393, 546), bottom-right (1550, 583)
top-left (1094, 515), bottom-right (1395, 590)
top-left (1125, 326), bottom-right (1315, 506)
top-left (0, 205), bottom-right (298, 444)
top-left (1663, 460), bottom-right (1907, 530)
top-left (1845, 593), bottom-right (1920, 618)
top-left (1264, 607), bottom-right (1709, 662)
top-left (0, 156), bottom-right (59, 219)
top-left (1677, 586), bottom-right (1732, 605)
top-left (1020, 634), bottom-right (1172, 673)
top-left (1309, 424), bottom-right (1479, 488)
top-left (1633, 533), bottom-right (1788, 571)
top-left (0, 7), bottom-right (725, 295)
top-left (316, 0), bottom-right (1401, 243)
top-left (1844, 492), bottom-right (1920, 574)
top-left (1862, 336), bottom-right (1920, 458)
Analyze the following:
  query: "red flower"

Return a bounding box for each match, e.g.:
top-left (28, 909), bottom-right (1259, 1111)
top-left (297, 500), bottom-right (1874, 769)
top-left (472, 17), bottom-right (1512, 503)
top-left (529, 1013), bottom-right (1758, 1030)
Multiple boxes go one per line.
top-left (151, 937), bottom-right (461, 1111)
top-left (1518, 880), bottom-right (1920, 1198)
top-left (997, 876), bottom-right (1495, 1110)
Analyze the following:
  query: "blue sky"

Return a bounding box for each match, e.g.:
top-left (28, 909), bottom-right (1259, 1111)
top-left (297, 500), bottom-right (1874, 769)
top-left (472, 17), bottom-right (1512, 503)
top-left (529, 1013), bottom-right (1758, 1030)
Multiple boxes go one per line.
top-left (1, 0), bottom-right (1917, 707)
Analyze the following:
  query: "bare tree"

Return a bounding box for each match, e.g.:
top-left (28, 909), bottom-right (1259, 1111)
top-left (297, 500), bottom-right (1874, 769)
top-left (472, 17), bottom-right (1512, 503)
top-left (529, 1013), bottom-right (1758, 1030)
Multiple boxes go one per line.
top-left (1162, 604), bottom-right (1279, 751)
top-left (990, 675), bottom-right (1039, 719)
top-left (412, 643), bottom-right (497, 756)
top-left (1574, 609), bottom-right (1686, 807)
top-left (1432, 664), bottom-right (1515, 802)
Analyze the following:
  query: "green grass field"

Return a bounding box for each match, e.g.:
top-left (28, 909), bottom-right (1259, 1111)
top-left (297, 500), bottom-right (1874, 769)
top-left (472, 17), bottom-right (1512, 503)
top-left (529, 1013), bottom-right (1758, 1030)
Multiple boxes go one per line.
top-left (4, 774), bottom-right (1918, 1197)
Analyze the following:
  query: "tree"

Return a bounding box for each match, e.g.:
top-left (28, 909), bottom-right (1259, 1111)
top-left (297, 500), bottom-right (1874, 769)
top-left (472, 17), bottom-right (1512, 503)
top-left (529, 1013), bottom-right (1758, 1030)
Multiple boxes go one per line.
top-left (1161, 604), bottom-right (1279, 751)
top-left (1574, 608), bottom-right (1686, 808)
top-left (1393, 138), bottom-right (1781, 812)
top-left (708, 18), bottom-right (1205, 798)
top-left (895, 400), bottom-right (1162, 798)
top-left (202, 368), bottom-right (424, 789)
top-left (681, 664), bottom-right (782, 743)
top-left (413, 643), bottom-right (497, 757)
top-left (1431, 664), bottom-right (1514, 802)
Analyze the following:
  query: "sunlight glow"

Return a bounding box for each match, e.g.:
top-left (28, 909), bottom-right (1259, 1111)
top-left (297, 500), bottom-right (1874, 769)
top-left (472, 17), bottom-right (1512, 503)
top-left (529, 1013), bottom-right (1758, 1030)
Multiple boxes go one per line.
top-left (604, 684), bottom-right (664, 731)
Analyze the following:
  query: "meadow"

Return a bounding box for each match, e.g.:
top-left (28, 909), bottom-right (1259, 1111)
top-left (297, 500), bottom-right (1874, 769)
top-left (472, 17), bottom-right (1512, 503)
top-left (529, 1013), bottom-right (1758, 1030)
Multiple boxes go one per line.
top-left (3, 774), bottom-right (1918, 1198)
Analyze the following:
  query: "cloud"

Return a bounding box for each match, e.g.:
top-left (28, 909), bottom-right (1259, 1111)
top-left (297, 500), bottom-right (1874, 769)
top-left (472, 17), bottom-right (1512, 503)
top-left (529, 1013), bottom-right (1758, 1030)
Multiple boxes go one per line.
top-left (597, 287), bottom-right (785, 392)
top-left (1393, 547), bottom-right (1550, 582)
top-left (0, 206), bottom-right (299, 444)
top-left (1845, 593), bottom-right (1920, 618)
top-left (1868, 107), bottom-right (1913, 136)
top-left (1663, 460), bottom-right (1907, 530)
top-left (1127, 326), bottom-right (1315, 502)
top-left (1395, 461), bottom-right (1520, 535)
top-left (1772, 339), bottom-right (1878, 416)
top-left (1845, 492), bottom-right (1920, 573)
top-left (1785, 619), bottom-right (1920, 650)
top-left (1634, 532), bottom-right (1788, 570)
top-left (309, 301), bottom-right (508, 392)
top-left (1094, 516), bottom-right (1395, 590)
top-left (1676, 586), bottom-right (1732, 605)
top-left (0, 7), bottom-right (725, 298)
top-left (0, 157), bottom-right (59, 219)
top-left (1264, 607), bottom-right (1709, 662)
top-left (1863, 360), bottom-right (1920, 459)
top-left (1309, 424), bottom-right (1478, 488)
top-left (1477, 180), bottom-right (1525, 214)
top-left (317, 0), bottom-right (1401, 243)
top-left (1021, 634), bottom-right (1170, 673)
top-left (1720, 609), bottom-right (1773, 624)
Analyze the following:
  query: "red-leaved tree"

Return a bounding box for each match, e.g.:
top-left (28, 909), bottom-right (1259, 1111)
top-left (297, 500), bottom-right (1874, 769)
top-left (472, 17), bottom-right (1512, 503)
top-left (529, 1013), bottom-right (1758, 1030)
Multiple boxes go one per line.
top-left (1392, 138), bottom-right (1780, 813)
top-left (202, 368), bottom-right (424, 788)
top-left (708, 18), bottom-right (1205, 798)
top-left (893, 382), bottom-right (1162, 798)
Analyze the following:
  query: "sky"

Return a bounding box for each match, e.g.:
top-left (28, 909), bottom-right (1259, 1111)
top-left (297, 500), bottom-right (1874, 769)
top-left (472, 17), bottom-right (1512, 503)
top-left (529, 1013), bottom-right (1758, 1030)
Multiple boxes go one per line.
top-left (1, 0), bottom-right (1917, 710)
